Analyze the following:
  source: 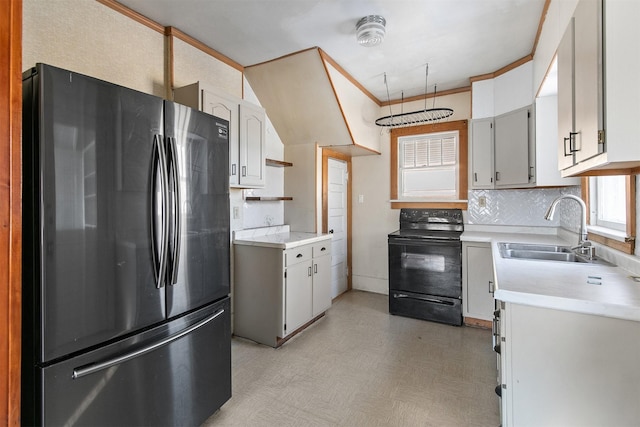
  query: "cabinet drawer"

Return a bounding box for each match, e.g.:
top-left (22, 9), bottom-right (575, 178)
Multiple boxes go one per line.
top-left (312, 240), bottom-right (331, 257)
top-left (285, 245), bottom-right (312, 266)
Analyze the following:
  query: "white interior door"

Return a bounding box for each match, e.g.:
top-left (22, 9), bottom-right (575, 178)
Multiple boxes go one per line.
top-left (327, 158), bottom-right (348, 298)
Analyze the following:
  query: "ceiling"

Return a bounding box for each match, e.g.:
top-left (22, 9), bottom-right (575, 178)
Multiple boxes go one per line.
top-left (117, 0), bottom-right (547, 102)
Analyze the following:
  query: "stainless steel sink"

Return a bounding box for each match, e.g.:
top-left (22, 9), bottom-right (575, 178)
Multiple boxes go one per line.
top-left (498, 242), bottom-right (614, 266)
top-left (499, 243), bottom-right (572, 253)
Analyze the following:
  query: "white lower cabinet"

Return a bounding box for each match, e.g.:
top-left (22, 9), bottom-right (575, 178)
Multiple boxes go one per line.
top-left (462, 242), bottom-right (495, 322)
top-left (234, 238), bottom-right (331, 347)
top-left (499, 302), bottom-right (640, 426)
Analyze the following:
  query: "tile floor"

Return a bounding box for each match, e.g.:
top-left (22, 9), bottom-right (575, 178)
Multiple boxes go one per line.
top-left (204, 290), bottom-right (500, 426)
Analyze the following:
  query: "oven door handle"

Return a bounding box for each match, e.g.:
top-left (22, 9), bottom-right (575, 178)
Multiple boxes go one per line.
top-left (393, 293), bottom-right (454, 306)
top-left (388, 238), bottom-right (460, 247)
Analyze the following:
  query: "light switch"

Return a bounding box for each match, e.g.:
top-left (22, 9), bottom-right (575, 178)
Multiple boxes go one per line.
top-left (358, 194), bottom-right (364, 203)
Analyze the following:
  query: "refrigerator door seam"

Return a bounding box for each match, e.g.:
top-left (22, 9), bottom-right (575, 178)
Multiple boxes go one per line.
top-left (71, 308), bottom-right (225, 379)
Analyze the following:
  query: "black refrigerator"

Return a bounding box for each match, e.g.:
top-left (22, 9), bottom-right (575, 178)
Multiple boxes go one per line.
top-left (21, 63), bottom-right (232, 426)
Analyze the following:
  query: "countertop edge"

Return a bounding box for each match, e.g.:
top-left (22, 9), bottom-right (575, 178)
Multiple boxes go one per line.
top-left (233, 233), bottom-right (332, 249)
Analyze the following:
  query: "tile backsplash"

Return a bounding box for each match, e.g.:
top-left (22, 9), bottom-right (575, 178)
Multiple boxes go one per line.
top-left (467, 186), bottom-right (582, 232)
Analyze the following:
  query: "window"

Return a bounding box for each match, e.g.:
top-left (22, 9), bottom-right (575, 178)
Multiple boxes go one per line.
top-left (390, 120), bottom-right (468, 209)
top-left (584, 175), bottom-right (636, 254)
top-left (398, 131), bottom-right (458, 199)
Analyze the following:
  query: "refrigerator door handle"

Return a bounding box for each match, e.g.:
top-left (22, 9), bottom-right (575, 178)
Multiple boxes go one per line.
top-left (151, 135), bottom-right (170, 288)
top-left (72, 308), bottom-right (225, 379)
top-left (167, 137), bottom-right (181, 285)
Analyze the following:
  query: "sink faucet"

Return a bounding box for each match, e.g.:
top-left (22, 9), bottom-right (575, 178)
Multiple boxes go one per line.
top-left (544, 194), bottom-right (589, 248)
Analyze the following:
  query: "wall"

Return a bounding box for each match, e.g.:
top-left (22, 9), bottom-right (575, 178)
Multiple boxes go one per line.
top-left (23, 0), bottom-right (165, 96)
top-left (351, 92), bottom-right (471, 294)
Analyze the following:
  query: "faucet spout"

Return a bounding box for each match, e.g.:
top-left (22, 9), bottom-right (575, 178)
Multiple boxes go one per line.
top-left (544, 194), bottom-right (588, 245)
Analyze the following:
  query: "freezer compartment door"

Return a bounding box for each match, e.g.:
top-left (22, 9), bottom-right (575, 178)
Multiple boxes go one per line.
top-left (163, 101), bottom-right (230, 318)
top-left (35, 297), bottom-right (231, 427)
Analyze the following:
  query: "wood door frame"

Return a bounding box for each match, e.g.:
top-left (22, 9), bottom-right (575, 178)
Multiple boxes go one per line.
top-left (321, 149), bottom-right (352, 292)
top-left (1, 0), bottom-right (23, 425)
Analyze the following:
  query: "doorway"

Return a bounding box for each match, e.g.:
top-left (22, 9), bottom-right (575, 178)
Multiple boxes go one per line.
top-left (322, 149), bottom-right (351, 298)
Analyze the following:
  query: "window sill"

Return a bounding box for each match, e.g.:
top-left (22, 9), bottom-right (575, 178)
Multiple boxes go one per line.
top-left (587, 225), bottom-right (635, 255)
top-left (390, 199), bottom-right (468, 210)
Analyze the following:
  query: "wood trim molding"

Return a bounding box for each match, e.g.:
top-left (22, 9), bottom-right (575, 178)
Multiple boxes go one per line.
top-left (391, 202), bottom-right (469, 210)
top-left (318, 49), bottom-right (358, 149)
top-left (319, 48), bottom-right (381, 106)
top-left (380, 86), bottom-right (471, 107)
top-left (322, 148), bottom-right (352, 292)
top-left (469, 54), bottom-right (534, 83)
top-left (1, 0), bottom-right (23, 425)
top-left (96, 0), bottom-right (164, 33)
top-left (390, 120), bottom-right (468, 207)
top-left (531, 0), bottom-right (552, 57)
top-left (582, 176), bottom-right (636, 255)
top-left (164, 27), bottom-right (174, 99)
top-left (166, 26), bottom-right (244, 72)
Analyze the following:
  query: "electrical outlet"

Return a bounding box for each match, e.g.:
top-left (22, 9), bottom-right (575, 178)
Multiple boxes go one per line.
top-left (358, 194), bottom-right (364, 203)
top-left (478, 196), bottom-right (487, 208)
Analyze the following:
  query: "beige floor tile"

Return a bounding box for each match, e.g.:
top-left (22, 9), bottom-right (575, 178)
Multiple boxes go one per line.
top-left (204, 290), bottom-right (500, 426)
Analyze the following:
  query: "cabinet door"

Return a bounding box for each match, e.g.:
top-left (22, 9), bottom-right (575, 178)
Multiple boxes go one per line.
top-left (464, 244), bottom-right (494, 321)
top-left (469, 118), bottom-right (494, 189)
top-left (557, 19), bottom-right (576, 170)
top-left (312, 253), bottom-right (331, 317)
top-left (573, 0), bottom-right (603, 163)
top-left (202, 90), bottom-right (240, 186)
top-left (238, 101), bottom-right (265, 187)
top-left (284, 261), bottom-right (313, 335)
top-left (494, 107), bottom-right (531, 187)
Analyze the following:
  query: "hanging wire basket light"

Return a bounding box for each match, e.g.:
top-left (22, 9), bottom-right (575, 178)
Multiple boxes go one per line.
top-left (375, 64), bottom-right (454, 128)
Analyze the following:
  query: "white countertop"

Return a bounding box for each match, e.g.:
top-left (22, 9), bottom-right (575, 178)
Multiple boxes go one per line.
top-left (462, 228), bottom-right (640, 322)
top-left (233, 225), bottom-right (332, 249)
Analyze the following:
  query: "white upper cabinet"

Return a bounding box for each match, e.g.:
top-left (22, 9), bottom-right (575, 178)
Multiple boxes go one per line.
top-left (469, 105), bottom-right (535, 189)
top-left (174, 82), bottom-right (266, 188)
top-left (494, 106), bottom-right (534, 188)
top-left (238, 100), bottom-right (266, 188)
top-left (558, 0), bottom-right (640, 176)
top-left (557, 0), bottom-right (604, 171)
top-left (469, 118), bottom-right (494, 189)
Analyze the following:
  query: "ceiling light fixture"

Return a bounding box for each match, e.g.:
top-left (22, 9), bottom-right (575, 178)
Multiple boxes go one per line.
top-left (356, 15), bottom-right (386, 47)
top-left (376, 64), bottom-right (454, 128)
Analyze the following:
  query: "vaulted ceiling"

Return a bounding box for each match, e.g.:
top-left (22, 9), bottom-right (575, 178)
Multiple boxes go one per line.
top-left (116, 0), bottom-right (547, 102)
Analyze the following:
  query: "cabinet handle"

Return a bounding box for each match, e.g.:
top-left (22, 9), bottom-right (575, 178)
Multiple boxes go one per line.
top-left (296, 253), bottom-right (303, 258)
top-left (495, 171), bottom-right (500, 182)
top-left (231, 164), bottom-right (237, 176)
top-left (314, 263), bottom-right (317, 274)
top-left (241, 166), bottom-right (247, 177)
top-left (308, 266), bottom-right (312, 277)
top-left (529, 166), bottom-right (534, 180)
top-left (564, 132), bottom-right (579, 157)
top-left (474, 172), bottom-right (478, 182)
top-left (489, 280), bottom-right (494, 294)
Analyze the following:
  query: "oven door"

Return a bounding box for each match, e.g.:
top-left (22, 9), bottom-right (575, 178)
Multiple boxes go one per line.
top-left (388, 237), bottom-right (462, 298)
